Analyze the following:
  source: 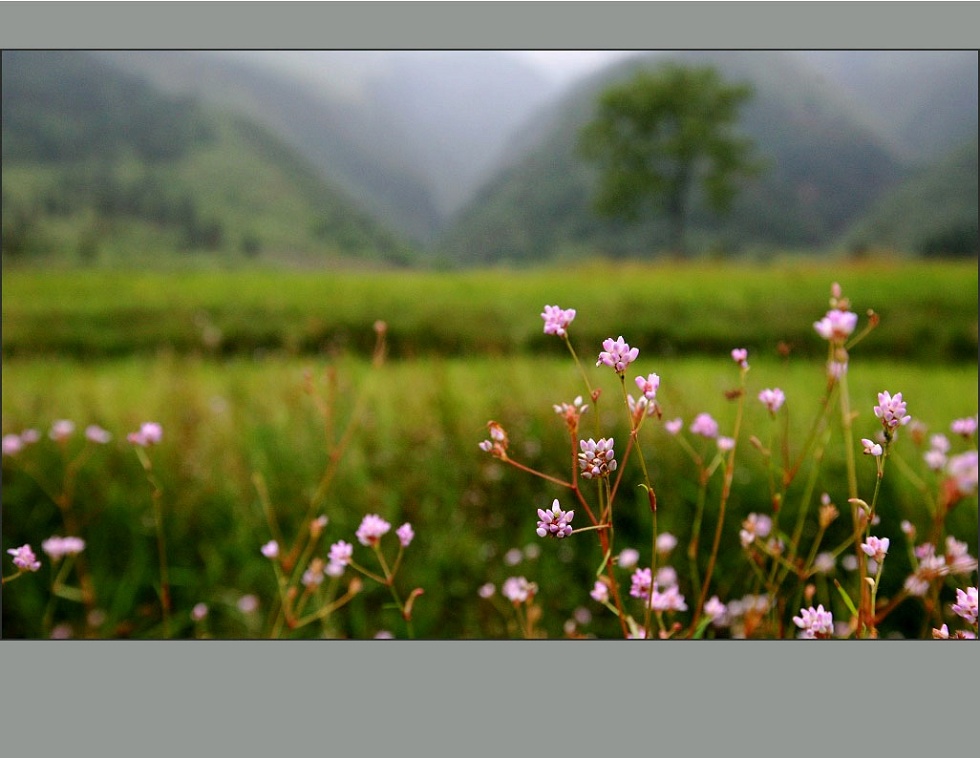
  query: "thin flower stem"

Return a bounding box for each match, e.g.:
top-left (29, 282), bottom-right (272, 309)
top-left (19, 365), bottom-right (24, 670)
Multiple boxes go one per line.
top-left (692, 367), bottom-right (747, 632)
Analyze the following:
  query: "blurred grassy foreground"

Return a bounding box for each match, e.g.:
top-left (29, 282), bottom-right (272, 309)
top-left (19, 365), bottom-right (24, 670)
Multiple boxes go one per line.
top-left (1, 260), bottom-right (977, 639)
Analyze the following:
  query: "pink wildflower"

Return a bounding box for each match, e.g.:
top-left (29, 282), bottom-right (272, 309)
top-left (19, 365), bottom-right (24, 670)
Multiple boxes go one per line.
top-left (951, 587), bottom-right (978, 625)
top-left (689, 413), bottom-right (719, 439)
top-left (731, 348), bottom-right (749, 368)
top-left (704, 596), bottom-right (727, 623)
top-left (861, 438), bottom-right (883, 457)
top-left (861, 536), bottom-right (890, 563)
top-left (396, 522), bottom-right (415, 548)
top-left (873, 391), bottom-right (911, 431)
top-left (717, 436), bottom-right (735, 452)
top-left (535, 499), bottom-right (574, 539)
top-left (578, 437), bottom-right (617, 479)
top-left (260, 540), bottom-right (279, 559)
top-left (477, 583), bottom-right (495, 599)
top-left (629, 567), bottom-right (653, 601)
top-left (813, 310), bottom-right (858, 342)
top-left (739, 513), bottom-right (772, 548)
top-left (49, 419), bottom-right (75, 442)
top-left (590, 581), bottom-right (609, 603)
top-left (664, 418), bottom-right (683, 435)
top-left (541, 305), bottom-right (576, 337)
top-left (792, 604), bottom-right (834, 639)
top-left (328, 540), bottom-right (353, 566)
top-left (7, 544), bottom-right (41, 572)
top-left (947, 450), bottom-right (978, 496)
top-left (501, 576), bottom-right (535, 604)
top-left (128, 422), bottom-right (163, 447)
top-left (2, 434), bottom-right (24, 456)
top-left (649, 584), bottom-right (687, 613)
top-left (655, 532), bottom-right (678, 555)
top-left (951, 416), bottom-right (977, 439)
top-left (20, 429), bottom-right (40, 444)
top-left (758, 388), bottom-right (785, 414)
top-left (41, 536), bottom-right (86, 561)
top-left (617, 548), bottom-right (640, 569)
top-left (356, 514), bottom-right (391, 546)
top-left (190, 603), bottom-right (208, 622)
top-left (596, 336), bottom-right (639, 374)
top-left (85, 425), bottom-right (112, 444)
top-left (635, 373), bottom-right (661, 400)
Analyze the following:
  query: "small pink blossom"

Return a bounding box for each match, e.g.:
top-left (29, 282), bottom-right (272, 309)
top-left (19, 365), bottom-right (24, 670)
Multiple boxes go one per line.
top-left (356, 514), bottom-right (391, 546)
top-left (664, 418), bottom-right (683, 435)
top-left (477, 582), bottom-right (495, 599)
top-left (814, 310), bottom-right (858, 342)
top-left (541, 305), bottom-right (576, 337)
top-left (302, 561), bottom-right (324, 588)
top-left (535, 499), bottom-right (574, 539)
top-left (260, 540), bottom-right (279, 559)
top-left (826, 360), bottom-right (848, 380)
top-left (501, 576), bottom-right (535, 604)
top-left (792, 604), bottom-right (834, 639)
top-left (758, 388), bottom-right (785, 414)
top-left (396, 522), bottom-right (415, 548)
top-left (947, 450), bottom-right (978, 496)
top-left (596, 336), bottom-right (639, 374)
top-left (649, 584), bottom-right (687, 613)
top-left (944, 537), bottom-right (978, 576)
top-left (689, 413), bottom-right (719, 439)
top-left (20, 429), bottom-right (40, 444)
top-left (578, 437), bottom-right (617, 479)
top-left (49, 419), bottom-right (75, 442)
top-left (128, 421), bottom-right (163, 447)
top-left (739, 513), bottom-right (772, 548)
top-left (41, 536), bottom-right (86, 561)
top-left (2, 434), bottom-right (24, 456)
top-left (861, 536), bottom-right (890, 563)
top-left (655, 532), bottom-right (678, 555)
top-left (237, 594), bottom-right (259, 614)
top-left (951, 587), bottom-right (977, 625)
top-left (85, 425), bottom-right (112, 444)
top-left (704, 596), bottom-right (727, 623)
top-left (7, 544), bottom-right (41, 572)
top-left (861, 438), bottom-right (883, 457)
top-left (190, 603), bottom-right (208, 621)
top-left (617, 548), bottom-right (640, 569)
top-left (717, 436), bottom-right (735, 452)
top-left (874, 391), bottom-right (911, 431)
top-left (635, 373), bottom-right (661, 400)
top-left (924, 448), bottom-right (948, 471)
top-left (951, 416), bottom-right (977, 439)
top-left (590, 581), bottom-right (609, 603)
top-left (730, 348), bottom-right (748, 368)
top-left (629, 567), bottom-right (653, 601)
top-left (328, 540), bottom-right (353, 566)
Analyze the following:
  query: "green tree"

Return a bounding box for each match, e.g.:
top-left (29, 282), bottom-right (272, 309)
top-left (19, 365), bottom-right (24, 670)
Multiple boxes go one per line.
top-left (580, 63), bottom-right (760, 257)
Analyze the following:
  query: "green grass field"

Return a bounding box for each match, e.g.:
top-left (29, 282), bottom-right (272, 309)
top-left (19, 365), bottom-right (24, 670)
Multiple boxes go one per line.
top-left (2, 260), bottom-right (977, 639)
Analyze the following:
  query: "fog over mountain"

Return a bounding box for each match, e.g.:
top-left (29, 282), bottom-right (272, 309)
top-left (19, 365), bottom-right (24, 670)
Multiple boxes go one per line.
top-left (4, 50), bottom-right (976, 265)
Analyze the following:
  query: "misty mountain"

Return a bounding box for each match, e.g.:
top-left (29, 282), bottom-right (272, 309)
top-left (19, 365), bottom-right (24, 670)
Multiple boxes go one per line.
top-left (2, 50), bottom-right (415, 265)
top-left (798, 51), bottom-right (979, 163)
top-left (439, 50), bottom-right (917, 263)
top-left (839, 136), bottom-right (978, 257)
top-left (95, 50), bottom-right (560, 244)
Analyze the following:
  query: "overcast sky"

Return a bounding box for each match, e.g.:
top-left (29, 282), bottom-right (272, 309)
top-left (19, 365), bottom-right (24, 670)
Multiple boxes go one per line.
top-left (506, 50), bottom-right (641, 84)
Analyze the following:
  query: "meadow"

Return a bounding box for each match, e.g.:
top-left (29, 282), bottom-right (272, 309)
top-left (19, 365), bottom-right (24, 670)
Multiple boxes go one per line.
top-left (2, 260), bottom-right (977, 639)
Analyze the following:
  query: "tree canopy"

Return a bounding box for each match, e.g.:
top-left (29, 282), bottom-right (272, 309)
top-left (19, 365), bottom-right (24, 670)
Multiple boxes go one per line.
top-left (579, 63), bottom-right (761, 256)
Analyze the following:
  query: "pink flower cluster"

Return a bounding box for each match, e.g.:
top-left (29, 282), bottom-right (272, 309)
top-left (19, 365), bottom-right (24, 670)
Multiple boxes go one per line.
top-left (951, 586), bottom-right (977, 625)
top-left (356, 514), bottom-right (392, 546)
top-left (578, 437), bottom-right (617, 479)
top-left (596, 336), bottom-right (639, 374)
top-left (860, 536), bottom-right (890, 563)
top-left (535, 499), bottom-right (574, 539)
top-left (128, 422), bottom-right (163, 447)
top-left (873, 391), bottom-right (911, 431)
top-left (41, 536), bottom-right (86, 561)
top-left (7, 544), bottom-right (41, 572)
top-left (541, 305), bottom-right (576, 337)
top-left (813, 309), bottom-right (858, 343)
top-left (792, 604), bottom-right (834, 639)
top-left (758, 388), bottom-right (785, 414)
